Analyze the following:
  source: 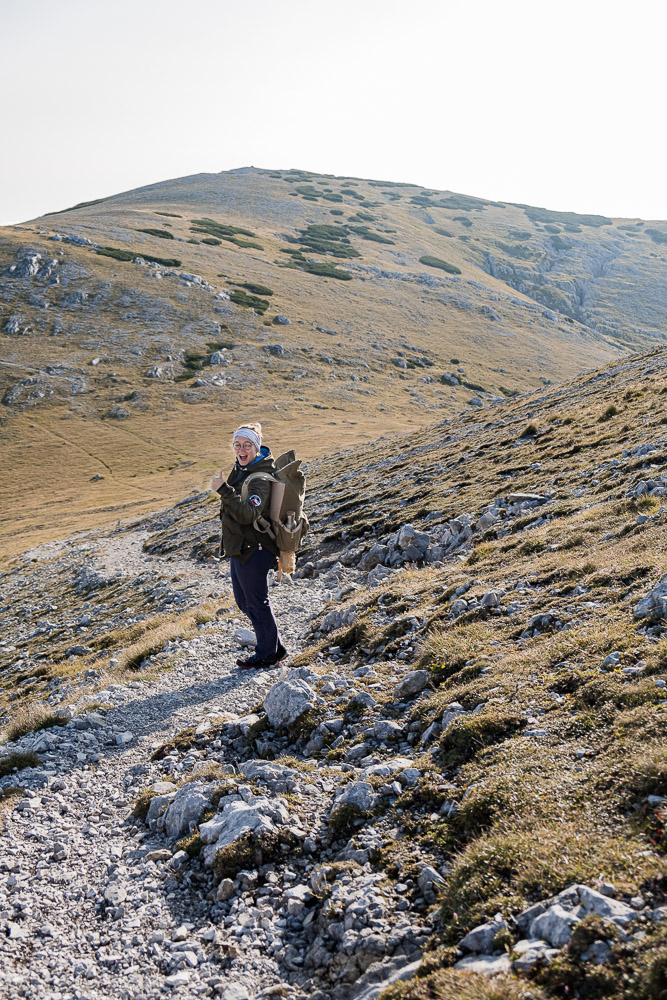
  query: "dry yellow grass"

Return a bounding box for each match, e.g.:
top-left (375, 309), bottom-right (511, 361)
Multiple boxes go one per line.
top-left (4, 166), bottom-right (650, 556)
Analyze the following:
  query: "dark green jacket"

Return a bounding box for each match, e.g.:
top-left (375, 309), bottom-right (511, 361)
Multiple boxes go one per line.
top-left (217, 448), bottom-right (279, 564)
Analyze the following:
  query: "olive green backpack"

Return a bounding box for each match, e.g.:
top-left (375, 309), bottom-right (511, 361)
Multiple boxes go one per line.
top-left (240, 450), bottom-right (309, 578)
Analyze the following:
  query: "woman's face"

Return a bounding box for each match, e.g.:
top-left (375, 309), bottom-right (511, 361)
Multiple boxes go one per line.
top-left (234, 436), bottom-right (259, 466)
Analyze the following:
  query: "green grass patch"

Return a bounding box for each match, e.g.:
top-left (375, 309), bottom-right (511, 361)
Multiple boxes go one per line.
top-left (190, 218), bottom-right (264, 250)
top-left (439, 710), bottom-right (526, 768)
top-left (523, 205), bottom-right (612, 227)
top-left (229, 290), bottom-right (270, 313)
top-left (2, 706), bottom-right (69, 743)
top-left (136, 228), bottom-right (175, 240)
top-left (95, 246), bottom-right (181, 267)
top-left (0, 751), bottom-right (42, 777)
top-left (419, 255), bottom-right (462, 274)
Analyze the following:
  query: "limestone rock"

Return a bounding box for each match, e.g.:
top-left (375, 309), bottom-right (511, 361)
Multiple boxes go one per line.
top-left (199, 794), bottom-right (289, 866)
top-left (530, 903), bottom-right (582, 947)
top-left (331, 780), bottom-right (378, 817)
top-left (459, 916), bottom-right (508, 954)
top-left (263, 673), bottom-right (316, 728)
top-left (393, 670), bottom-right (430, 700)
top-left (163, 781), bottom-right (214, 839)
top-left (633, 574), bottom-right (667, 621)
top-left (454, 954), bottom-right (512, 975)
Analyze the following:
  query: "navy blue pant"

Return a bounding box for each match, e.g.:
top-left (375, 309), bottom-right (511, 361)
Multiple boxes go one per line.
top-left (230, 547), bottom-right (280, 659)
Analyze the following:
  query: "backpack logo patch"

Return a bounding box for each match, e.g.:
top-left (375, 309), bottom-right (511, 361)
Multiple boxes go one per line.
top-left (249, 494), bottom-right (261, 507)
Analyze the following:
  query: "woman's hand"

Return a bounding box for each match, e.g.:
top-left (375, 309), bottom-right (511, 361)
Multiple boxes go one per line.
top-left (210, 470), bottom-right (226, 492)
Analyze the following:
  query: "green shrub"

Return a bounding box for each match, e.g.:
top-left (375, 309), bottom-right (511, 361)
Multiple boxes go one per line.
top-left (498, 385), bottom-right (519, 397)
top-left (0, 751), bottom-right (42, 778)
top-left (419, 255), bottom-right (462, 274)
top-left (136, 228), bottom-right (174, 239)
top-left (599, 404), bottom-right (619, 421)
top-left (96, 246), bottom-right (135, 262)
top-left (524, 206), bottom-right (612, 227)
top-left (439, 710), bottom-right (526, 768)
top-left (95, 246), bottom-right (181, 267)
top-left (240, 282), bottom-right (273, 296)
top-left (293, 224), bottom-right (361, 259)
top-left (201, 237), bottom-right (221, 246)
top-left (285, 259), bottom-right (353, 281)
top-left (229, 290), bottom-right (270, 313)
top-left (190, 219), bottom-right (263, 250)
top-left (155, 211), bottom-right (182, 218)
top-left (349, 227), bottom-right (394, 244)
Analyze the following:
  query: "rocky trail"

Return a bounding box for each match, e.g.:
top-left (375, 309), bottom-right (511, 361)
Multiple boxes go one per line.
top-left (0, 532), bottom-right (337, 1000)
top-left (0, 523), bottom-right (444, 1000)
top-left (2, 363), bottom-right (667, 1000)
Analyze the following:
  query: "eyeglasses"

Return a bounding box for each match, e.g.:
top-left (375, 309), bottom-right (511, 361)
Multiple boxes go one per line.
top-left (233, 442), bottom-right (256, 451)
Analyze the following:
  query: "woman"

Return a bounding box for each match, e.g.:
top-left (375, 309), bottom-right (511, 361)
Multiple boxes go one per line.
top-left (211, 423), bottom-right (287, 669)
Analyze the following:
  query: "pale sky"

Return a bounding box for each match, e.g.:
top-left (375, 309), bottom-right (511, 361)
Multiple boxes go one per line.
top-left (1, 0), bottom-right (666, 225)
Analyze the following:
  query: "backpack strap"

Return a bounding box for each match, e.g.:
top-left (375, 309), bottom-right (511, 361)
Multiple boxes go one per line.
top-left (240, 472), bottom-right (278, 535)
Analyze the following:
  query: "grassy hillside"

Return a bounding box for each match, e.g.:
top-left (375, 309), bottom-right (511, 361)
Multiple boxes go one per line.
top-left (1, 167), bottom-right (665, 557)
top-left (1, 344), bottom-right (665, 997)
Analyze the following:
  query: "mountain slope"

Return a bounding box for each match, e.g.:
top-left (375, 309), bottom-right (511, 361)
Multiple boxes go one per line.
top-left (0, 167), bottom-right (665, 556)
top-left (0, 345), bottom-right (665, 999)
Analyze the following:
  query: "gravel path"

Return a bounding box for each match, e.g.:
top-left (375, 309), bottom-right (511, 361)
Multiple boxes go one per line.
top-left (0, 532), bottom-right (329, 1000)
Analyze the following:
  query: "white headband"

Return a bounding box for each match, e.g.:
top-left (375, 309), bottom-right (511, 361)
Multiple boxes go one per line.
top-left (233, 427), bottom-right (261, 450)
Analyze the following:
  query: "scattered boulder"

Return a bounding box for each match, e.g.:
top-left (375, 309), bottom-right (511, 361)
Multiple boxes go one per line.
top-left (530, 903), bottom-right (583, 946)
top-left (459, 916), bottom-right (508, 954)
top-left (393, 670), bottom-right (430, 700)
top-left (263, 672), bottom-right (316, 728)
top-left (163, 781), bottom-right (214, 839)
top-left (330, 780), bottom-right (378, 818)
top-left (199, 793), bottom-right (290, 867)
top-left (633, 574), bottom-right (667, 621)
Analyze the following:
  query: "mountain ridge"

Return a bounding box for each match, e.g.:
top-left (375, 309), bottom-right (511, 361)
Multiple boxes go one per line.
top-left (1, 166), bottom-right (665, 556)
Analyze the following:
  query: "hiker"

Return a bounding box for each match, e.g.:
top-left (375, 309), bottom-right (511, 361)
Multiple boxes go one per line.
top-left (211, 423), bottom-right (287, 669)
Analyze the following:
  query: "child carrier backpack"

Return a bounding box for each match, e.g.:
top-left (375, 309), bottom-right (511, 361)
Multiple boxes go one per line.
top-left (240, 450), bottom-right (309, 579)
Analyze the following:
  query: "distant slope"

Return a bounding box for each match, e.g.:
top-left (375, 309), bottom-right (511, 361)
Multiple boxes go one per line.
top-left (0, 167), bottom-right (665, 553)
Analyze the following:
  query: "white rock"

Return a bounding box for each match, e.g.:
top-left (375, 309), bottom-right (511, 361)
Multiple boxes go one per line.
top-left (234, 627), bottom-right (255, 647)
top-left (199, 795), bottom-right (289, 866)
top-left (459, 916), bottom-right (507, 954)
top-left (263, 674), bottom-right (315, 728)
top-left (163, 781), bottom-right (214, 840)
top-left (454, 954), bottom-right (512, 975)
top-left (330, 780), bottom-right (378, 817)
top-left (393, 670), bottom-right (430, 700)
top-left (530, 903), bottom-right (582, 946)
top-left (575, 884), bottom-right (638, 925)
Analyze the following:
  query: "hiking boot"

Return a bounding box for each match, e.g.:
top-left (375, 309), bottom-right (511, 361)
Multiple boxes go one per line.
top-left (236, 643), bottom-right (288, 670)
top-left (273, 642), bottom-right (288, 664)
top-left (236, 652), bottom-right (266, 669)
